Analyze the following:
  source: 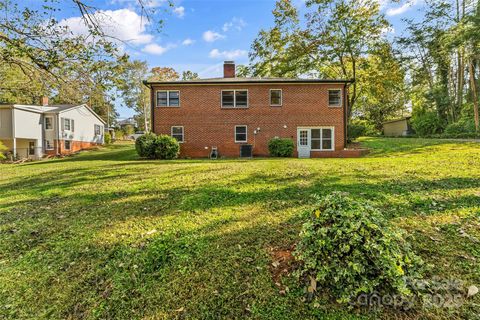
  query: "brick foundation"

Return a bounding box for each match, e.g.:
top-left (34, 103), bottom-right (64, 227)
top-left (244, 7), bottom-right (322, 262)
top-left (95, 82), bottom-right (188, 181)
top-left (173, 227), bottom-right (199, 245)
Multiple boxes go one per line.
top-left (44, 140), bottom-right (100, 156)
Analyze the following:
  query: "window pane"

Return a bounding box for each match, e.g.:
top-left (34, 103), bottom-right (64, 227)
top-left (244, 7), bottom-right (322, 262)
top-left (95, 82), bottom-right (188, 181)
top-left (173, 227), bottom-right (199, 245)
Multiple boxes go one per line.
top-left (329, 90), bottom-right (341, 106)
top-left (45, 117), bottom-right (52, 129)
top-left (311, 129), bottom-right (320, 139)
top-left (157, 91), bottom-right (167, 106)
top-left (169, 91), bottom-right (179, 106)
top-left (235, 126), bottom-right (247, 141)
top-left (270, 90), bottom-right (281, 105)
top-left (172, 127), bottom-right (183, 135)
top-left (322, 128), bottom-right (332, 139)
top-left (235, 91), bottom-right (248, 107)
top-left (64, 119), bottom-right (70, 131)
top-left (311, 139), bottom-right (320, 150)
top-left (222, 91), bottom-right (234, 107)
top-left (322, 139), bottom-right (332, 150)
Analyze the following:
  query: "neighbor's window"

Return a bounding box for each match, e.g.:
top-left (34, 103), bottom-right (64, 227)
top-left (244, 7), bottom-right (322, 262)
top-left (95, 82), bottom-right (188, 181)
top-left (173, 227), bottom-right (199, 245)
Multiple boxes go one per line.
top-left (310, 128), bottom-right (333, 150)
top-left (328, 89), bottom-right (342, 107)
top-left (62, 118), bottom-right (74, 131)
top-left (45, 116), bottom-right (53, 130)
top-left (156, 90), bottom-right (180, 107)
top-left (65, 140), bottom-right (71, 150)
top-left (270, 89), bottom-right (282, 106)
top-left (45, 140), bottom-right (54, 150)
top-left (29, 142), bottom-right (35, 155)
top-left (171, 126), bottom-right (184, 142)
top-left (94, 124), bottom-right (102, 135)
top-left (235, 125), bottom-right (247, 143)
top-left (222, 90), bottom-right (248, 108)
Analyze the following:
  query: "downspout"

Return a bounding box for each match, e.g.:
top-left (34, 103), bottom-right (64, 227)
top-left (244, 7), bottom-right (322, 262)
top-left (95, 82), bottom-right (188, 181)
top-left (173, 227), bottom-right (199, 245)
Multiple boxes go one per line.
top-left (57, 113), bottom-right (61, 155)
top-left (143, 81), bottom-right (155, 134)
top-left (343, 83), bottom-right (348, 149)
top-left (11, 106), bottom-right (16, 159)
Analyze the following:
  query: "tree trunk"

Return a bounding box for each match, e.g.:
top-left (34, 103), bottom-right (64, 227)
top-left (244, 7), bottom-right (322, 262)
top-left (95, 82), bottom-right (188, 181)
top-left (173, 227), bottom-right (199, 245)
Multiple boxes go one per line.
top-left (469, 60), bottom-right (479, 131)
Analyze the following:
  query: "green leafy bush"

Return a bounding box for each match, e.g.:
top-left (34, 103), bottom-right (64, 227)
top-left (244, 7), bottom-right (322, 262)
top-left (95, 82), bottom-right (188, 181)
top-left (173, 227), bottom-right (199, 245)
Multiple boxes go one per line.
top-left (268, 137), bottom-right (294, 157)
top-left (347, 124), bottom-right (366, 142)
top-left (411, 111), bottom-right (442, 137)
top-left (0, 141), bottom-right (7, 160)
top-left (135, 133), bottom-right (157, 158)
top-left (294, 192), bottom-right (424, 304)
top-left (444, 118), bottom-right (477, 135)
top-left (152, 134), bottom-right (180, 160)
top-left (104, 132), bottom-right (112, 145)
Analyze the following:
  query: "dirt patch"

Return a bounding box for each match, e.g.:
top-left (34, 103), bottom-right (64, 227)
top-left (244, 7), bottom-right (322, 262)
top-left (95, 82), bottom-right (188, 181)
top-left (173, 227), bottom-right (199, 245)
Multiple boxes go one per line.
top-left (268, 245), bottom-right (297, 294)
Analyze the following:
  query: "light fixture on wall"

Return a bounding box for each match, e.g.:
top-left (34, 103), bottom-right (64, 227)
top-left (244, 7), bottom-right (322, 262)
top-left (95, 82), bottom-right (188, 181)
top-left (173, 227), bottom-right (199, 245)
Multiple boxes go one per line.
top-left (283, 125), bottom-right (287, 129)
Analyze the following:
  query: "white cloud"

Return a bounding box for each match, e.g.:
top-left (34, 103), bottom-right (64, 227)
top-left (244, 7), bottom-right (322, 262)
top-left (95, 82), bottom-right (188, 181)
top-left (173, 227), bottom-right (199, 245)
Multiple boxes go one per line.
top-left (59, 9), bottom-right (153, 45)
top-left (386, 0), bottom-right (420, 16)
top-left (109, 0), bottom-right (166, 8)
top-left (182, 38), bottom-right (194, 45)
top-left (222, 17), bottom-right (247, 32)
top-left (173, 6), bottom-right (185, 18)
top-left (209, 49), bottom-right (247, 60)
top-left (202, 30), bottom-right (225, 42)
top-left (142, 43), bottom-right (176, 55)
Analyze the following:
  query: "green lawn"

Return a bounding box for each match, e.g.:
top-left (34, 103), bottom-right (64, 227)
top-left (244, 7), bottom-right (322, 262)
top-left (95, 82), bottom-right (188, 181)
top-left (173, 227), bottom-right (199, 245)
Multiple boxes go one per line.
top-left (1, 138), bottom-right (479, 319)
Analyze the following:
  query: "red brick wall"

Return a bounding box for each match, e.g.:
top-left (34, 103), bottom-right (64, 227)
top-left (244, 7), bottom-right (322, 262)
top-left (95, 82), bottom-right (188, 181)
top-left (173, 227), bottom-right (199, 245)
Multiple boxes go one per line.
top-left (151, 83), bottom-right (347, 158)
top-left (45, 140), bottom-right (100, 155)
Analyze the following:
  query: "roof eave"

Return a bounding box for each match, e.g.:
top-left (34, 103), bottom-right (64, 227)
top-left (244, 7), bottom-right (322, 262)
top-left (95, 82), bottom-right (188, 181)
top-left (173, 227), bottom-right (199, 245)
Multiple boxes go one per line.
top-left (143, 79), bottom-right (355, 86)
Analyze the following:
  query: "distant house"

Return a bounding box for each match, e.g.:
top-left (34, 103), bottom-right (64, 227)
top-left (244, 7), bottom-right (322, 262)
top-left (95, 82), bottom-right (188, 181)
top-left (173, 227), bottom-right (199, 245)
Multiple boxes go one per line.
top-left (383, 117), bottom-right (414, 137)
top-left (0, 97), bottom-right (105, 159)
top-left (143, 61), bottom-right (365, 158)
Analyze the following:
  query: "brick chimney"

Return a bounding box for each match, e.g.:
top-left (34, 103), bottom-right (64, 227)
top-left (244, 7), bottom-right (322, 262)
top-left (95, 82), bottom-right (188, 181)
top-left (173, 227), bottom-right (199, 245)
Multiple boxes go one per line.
top-left (223, 61), bottom-right (235, 78)
top-left (40, 96), bottom-right (49, 106)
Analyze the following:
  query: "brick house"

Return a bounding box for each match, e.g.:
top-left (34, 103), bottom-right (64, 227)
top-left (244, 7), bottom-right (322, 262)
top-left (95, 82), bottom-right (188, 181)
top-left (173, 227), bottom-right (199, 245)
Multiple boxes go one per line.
top-left (144, 61), bottom-right (360, 158)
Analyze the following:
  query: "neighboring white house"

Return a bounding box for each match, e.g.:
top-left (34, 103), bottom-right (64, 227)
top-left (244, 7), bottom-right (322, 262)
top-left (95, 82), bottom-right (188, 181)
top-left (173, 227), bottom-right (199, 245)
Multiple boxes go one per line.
top-left (0, 100), bottom-right (105, 160)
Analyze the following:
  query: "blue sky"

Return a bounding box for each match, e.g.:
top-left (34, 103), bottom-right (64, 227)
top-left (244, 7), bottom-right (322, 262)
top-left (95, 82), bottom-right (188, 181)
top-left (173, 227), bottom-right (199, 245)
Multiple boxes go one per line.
top-left (24, 0), bottom-right (426, 118)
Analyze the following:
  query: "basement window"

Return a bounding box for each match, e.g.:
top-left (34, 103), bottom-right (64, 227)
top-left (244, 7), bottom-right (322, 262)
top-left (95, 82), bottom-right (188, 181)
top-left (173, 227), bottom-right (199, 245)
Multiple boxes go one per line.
top-left (171, 126), bottom-right (184, 143)
top-left (235, 125), bottom-right (247, 143)
top-left (310, 128), bottom-right (333, 151)
top-left (65, 140), bottom-right (71, 150)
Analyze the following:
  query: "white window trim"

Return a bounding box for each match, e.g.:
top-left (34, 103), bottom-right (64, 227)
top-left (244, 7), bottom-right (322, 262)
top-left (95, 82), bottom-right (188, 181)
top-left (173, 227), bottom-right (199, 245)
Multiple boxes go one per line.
top-left (270, 89), bottom-right (283, 107)
top-left (328, 89), bottom-right (342, 107)
top-left (221, 89), bottom-right (249, 108)
top-left (156, 90), bottom-right (180, 107)
top-left (171, 126), bottom-right (184, 143)
top-left (234, 125), bottom-right (248, 143)
top-left (298, 126), bottom-right (335, 151)
top-left (94, 124), bottom-right (102, 136)
top-left (45, 116), bottom-right (53, 131)
top-left (64, 140), bottom-right (71, 150)
top-left (63, 118), bottom-right (72, 131)
top-left (45, 140), bottom-right (54, 150)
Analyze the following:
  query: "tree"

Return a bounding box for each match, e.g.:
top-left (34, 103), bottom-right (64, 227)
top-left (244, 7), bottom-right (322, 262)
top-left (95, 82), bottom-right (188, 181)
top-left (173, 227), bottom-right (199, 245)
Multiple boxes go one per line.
top-left (249, 0), bottom-right (400, 123)
top-left (149, 67), bottom-right (180, 82)
top-left (182, 70), bottom-right (199, 80)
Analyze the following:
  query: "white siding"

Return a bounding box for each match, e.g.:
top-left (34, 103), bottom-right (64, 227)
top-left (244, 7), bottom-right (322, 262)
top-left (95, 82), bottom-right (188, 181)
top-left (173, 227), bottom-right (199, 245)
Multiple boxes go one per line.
top-left (14, 109), bottom-right (43, 140)
top-left (0, 108), bottom-right (12, 138)
top-left (59, 106), bottom-right (104, 144)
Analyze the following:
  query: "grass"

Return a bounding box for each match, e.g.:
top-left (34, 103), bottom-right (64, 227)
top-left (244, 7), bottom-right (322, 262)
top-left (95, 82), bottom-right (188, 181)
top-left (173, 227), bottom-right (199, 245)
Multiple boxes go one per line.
top-left (0, 137), bottom-right (479, 319)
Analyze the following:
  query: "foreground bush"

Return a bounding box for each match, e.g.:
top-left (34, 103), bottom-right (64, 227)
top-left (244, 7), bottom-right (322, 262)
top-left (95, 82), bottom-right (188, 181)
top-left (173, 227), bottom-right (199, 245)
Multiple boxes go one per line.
top-left (153, 134), bottom-right (180, 160)
top-left (104, 132), bottom-right (112, 145)
top-left (268, 137), bottom-right (294, 157)
top-left (295, 192), bottom-right (424, 304)
top-left (135, 133), bottom-right (180, 159)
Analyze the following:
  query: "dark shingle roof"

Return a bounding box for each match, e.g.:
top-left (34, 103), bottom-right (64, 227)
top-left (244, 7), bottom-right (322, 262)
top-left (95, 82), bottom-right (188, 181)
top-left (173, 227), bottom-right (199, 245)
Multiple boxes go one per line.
top-left (143, 77), bottom-right (354, 86)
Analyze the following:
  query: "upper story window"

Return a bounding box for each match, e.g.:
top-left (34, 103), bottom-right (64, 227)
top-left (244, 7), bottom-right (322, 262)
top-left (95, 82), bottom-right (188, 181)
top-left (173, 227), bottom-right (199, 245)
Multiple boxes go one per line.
top-left (222, 90), bottom-right (248, 108)
top-left (270, 89), bottom-right (282, 106)
top-left (94, 124), bottom-right (102, 136)
top-left (156, 90), bottom-right (180, 107)
top-left (45, 116), bottom-right (53, 130)
top-left (171, 126), bottom-right (184, 143)
top-left (235, 125), bottom-right (247, 143)
top-left (328, 89), bottom-right (342, 107)
top-left (62, 118), bottom-right (74, 132)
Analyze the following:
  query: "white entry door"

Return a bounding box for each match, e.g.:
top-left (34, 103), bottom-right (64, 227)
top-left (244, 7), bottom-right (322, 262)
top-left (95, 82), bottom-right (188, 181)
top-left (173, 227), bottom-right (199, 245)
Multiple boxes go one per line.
top-left (297, 128), bottom-right (310, 158)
